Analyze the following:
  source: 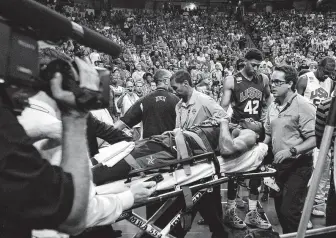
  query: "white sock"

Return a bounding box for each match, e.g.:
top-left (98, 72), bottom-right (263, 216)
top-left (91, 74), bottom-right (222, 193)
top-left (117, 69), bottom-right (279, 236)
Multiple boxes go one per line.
top-left (227, 199), bottom-right (236, 209)
top-left (249, 199), bottom-right (257, 211)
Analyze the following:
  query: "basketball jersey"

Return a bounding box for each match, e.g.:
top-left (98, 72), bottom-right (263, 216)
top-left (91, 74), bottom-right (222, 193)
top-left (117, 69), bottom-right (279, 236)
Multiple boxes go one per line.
top-left (231, 72), bottom-right (265, 123)
top-left (303, 71), bottom-right (333, 107)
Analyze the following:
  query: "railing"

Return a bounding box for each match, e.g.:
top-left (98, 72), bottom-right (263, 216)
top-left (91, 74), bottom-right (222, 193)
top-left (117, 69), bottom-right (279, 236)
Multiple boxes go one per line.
top-left (280, 225), bottom-right (336, 238)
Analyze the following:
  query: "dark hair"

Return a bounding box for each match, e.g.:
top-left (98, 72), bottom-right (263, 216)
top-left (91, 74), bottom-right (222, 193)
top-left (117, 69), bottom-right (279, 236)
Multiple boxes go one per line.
top-left (212, 80), bottom-right (220, 87)
top-left (318, 57), bottom-right (336, 72)
top-left (170, 70), bottom-right (192, 86)
top-left (274, 65), bottom-right (298, 91)
top-left (143, 72), bottom-right (153, 80)
top-left (245, 48), bottom-right (263, 62)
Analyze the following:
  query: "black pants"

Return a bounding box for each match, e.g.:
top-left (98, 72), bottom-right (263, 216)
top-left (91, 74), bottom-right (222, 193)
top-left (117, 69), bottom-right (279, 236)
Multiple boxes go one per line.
top-left (326, 171), bottom-right (336, 226)
top-left (273, 154), bottom-right (313, 234)
top-left (144, 186), bottom-right (227, 238)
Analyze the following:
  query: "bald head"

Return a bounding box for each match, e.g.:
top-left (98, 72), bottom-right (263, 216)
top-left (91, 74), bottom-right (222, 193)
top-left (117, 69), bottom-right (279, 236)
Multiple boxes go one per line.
top-left (154, 69), bottom-right (172, 85)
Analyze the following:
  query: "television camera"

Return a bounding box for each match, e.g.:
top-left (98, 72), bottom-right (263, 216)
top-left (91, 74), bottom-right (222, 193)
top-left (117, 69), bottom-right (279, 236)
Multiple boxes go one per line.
top-left (0, 0), bottom-right (121, 113)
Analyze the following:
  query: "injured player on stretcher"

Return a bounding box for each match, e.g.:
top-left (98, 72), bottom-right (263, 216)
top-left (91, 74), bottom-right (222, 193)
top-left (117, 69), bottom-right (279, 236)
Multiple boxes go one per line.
top-left (92, 117), bottom-right (268, 189)
top-left (19, 97), bottom-right (268, 229)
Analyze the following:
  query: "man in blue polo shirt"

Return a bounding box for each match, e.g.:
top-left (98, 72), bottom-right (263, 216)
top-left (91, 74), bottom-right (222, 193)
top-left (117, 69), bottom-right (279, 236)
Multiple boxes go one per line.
top-left (264, 65), bottom-right (316, 233)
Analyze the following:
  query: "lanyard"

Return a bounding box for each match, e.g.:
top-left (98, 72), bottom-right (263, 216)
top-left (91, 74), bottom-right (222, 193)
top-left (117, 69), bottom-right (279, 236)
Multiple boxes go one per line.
top-left (180, 107), bottom-right (192, 129)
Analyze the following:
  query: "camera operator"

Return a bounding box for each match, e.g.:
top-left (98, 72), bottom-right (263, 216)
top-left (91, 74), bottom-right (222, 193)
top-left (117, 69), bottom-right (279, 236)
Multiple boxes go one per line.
top-left (0, 55), bottom-right (156, 238)
top-left (0, 57), bottom-right (95, 238)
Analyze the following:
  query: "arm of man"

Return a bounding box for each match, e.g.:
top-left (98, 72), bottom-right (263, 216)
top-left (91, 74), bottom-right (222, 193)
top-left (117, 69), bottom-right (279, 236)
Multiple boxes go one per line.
top-left (260, 74), bottom-right (273, 123)
top-left (296, 74), bottom-right (308, 96)
top-left (330, 80), bottom-right (335, 96)
top-left (263, 105), bottom-right (272, 145)
top-left (84, 182), bottom-right (134, 227)
top-left (54, 58), bottom-right (99, 234)
top-left (220, 75), bottom-right (234, 112)
top-left (219, 119), bottom-right (257, 156)
top-left (0, 107), bottom-right (85, 235)
top-left (296, 99), bottom-right (317, 154)
top-left (86, 180), bottom-right (156, 227)
top-left (89, 113), bottom-right (133, 145)
top-left (58, 115), bottom-right (91, 234)
top-left (203, 94), bottom-right (229, 120)
top-left (116, 98), bottom-right (144, 130)
top-left (108, 89), bottom-right (118, 119)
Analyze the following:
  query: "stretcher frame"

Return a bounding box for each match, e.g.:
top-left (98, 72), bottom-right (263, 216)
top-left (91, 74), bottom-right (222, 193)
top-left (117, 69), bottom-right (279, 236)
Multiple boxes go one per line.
top-left (114, 152), bottom-right (277, 238)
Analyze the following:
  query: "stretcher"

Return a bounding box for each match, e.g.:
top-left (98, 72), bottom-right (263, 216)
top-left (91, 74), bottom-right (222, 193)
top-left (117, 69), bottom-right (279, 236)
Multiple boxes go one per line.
top-left (112, 168), bottom-right (276, 238)
top-left (93, 142), bottom-right (277, 238)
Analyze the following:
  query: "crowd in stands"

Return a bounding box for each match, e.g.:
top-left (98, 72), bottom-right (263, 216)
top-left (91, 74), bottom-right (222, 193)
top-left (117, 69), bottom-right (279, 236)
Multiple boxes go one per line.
top-left (247, 10), bottom-right (336, 74)
top-left (29, 2), bottom-right (336, 238)
top-left (42, 5), bottom-right (249, 119)
top-left (40, 3), bottom-right (336, 122)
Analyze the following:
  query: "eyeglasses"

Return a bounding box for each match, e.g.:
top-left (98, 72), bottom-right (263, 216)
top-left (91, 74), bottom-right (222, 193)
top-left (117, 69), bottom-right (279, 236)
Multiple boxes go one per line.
top-left (271, 80), bottom-right (287, 86)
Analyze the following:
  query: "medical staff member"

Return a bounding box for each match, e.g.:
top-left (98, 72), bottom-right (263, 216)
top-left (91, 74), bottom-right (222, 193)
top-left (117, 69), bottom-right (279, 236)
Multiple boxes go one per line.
top-left (173, 70), bottom-right (227, 129)
top-left (168, 70), bottom-right (229, 238)
top-left (114, 69), bottom-right (180, 238)
top-left (264, 65), bottom-right (316, 234)
top-left (115, 69), bottom-right (179, 138)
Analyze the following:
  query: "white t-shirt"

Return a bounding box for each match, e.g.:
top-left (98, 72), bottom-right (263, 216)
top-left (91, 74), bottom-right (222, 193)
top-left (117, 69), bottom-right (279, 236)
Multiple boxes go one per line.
top-left (90, 52), bottom-right (101, 65)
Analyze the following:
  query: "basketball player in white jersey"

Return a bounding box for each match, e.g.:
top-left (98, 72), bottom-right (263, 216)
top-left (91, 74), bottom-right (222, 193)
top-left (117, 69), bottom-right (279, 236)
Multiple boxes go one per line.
top-left (297, 57), bottom-right (335, 107)
top-left (297, 56), bottom-right (336, 218)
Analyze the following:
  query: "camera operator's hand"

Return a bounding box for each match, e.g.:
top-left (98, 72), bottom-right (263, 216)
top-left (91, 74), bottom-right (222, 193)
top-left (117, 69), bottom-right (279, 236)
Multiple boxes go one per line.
top-left (130, 181), bottom-right (157, 204)
top-left (50, 57), bottom-right (100, 117)
top-left (50, 72), bottom-right (79, 116)
top-left (75, 57), bottom-right (100, 91)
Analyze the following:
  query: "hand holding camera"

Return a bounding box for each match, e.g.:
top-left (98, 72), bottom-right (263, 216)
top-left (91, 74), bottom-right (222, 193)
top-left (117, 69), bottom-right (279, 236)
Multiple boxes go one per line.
top-left (49, 57), bottom-right (100, 117)
top-left (50, 57), bottom-right (100, 116)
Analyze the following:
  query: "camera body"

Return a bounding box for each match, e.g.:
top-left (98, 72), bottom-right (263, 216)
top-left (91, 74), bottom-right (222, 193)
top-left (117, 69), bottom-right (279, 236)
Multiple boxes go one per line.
top-left (0, 20), bottom-right (39, 88)
top-left (0, 19), bottom-right (110, 114)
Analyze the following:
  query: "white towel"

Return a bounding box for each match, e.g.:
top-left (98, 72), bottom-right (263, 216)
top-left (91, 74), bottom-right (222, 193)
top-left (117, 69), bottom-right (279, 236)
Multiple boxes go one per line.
top-left (94, 141), bottom-right (135, 167)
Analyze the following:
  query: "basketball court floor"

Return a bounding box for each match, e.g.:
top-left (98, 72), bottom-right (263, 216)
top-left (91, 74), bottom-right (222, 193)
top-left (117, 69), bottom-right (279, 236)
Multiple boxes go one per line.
top-left (114, 182), bottom-right (326, 238)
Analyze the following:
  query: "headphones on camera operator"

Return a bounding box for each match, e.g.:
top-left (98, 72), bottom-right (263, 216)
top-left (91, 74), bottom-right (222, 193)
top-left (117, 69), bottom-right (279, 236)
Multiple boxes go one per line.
top-left (0, 0), bottom-right (122, 115)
